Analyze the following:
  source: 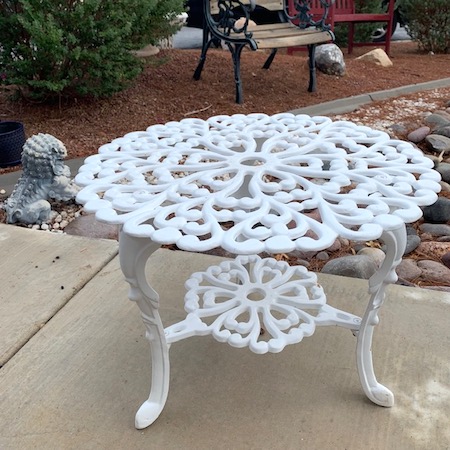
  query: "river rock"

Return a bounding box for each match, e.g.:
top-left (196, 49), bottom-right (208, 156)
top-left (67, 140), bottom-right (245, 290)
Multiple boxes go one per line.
top-left (415, 241), bottom-right (450, 259)
top-left (289, 249), bottom-right (318, 261)
top-left (433, 110), bottom-right (450, 122)
top-left (388, 123), bottom-right (407, 134)
top-left (396, 259), bottom-right (422, 281)
top-left (406, 225), bottom-right (417, 236)
top-left (421, 197), bottom-right (450, 223)
top-left (416, 260), bottom-right (450, 284)
top-left (407, 126), bottom-right (430, 143)
top-left (425, 134), bottom-right (450, 153)
top-left (64, 214), bottom-right (119, 240)
top-left (321, 254), bottom-right (378, 279)
top-left (327, 238), bottom-right (342, 252)
top-left (434, 125), bottom-right (450, 139)
top-left (419, 223), bottom-right (450, 236)
top-left (436, 162), bottom-right (450, 183)
top-left (316, 251), bottom-right (330, 261)
top-left (442, 252), bottom-right (450, 268)
top-left (439, 181), bottom-right (450, 192)
top-left (404, 234), bottom-right (421, 255)
top-left (357, 247), bottom-right (385, 267)
top-left (424, 114), bottom-right (450, 128)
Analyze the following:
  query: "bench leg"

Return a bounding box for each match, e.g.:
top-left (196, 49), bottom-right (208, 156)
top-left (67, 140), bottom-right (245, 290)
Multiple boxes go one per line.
top-left (228, 43), bottom-right (246, 104)
top-left (307, 44), bottom-right (317, 93)
top-left (262, 49), bottom-right (278, 70)
top-left (193, 27), bottom-right (212, 81)
top-left (348, 23), bottom-right (355, 54)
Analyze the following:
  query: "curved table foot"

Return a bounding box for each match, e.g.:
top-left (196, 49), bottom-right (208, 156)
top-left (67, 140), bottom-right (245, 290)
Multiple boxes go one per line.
top-left (356, 224), bottom-right (406, 407)
top-left (119, 230), bottom-right (169, 429)
top-left (135, 400), bottom-right (166, 429)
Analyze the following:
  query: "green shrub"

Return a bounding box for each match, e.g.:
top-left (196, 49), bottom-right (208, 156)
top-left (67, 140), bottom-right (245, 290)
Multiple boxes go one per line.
top-left (0, 0), bottom-right (185, 100)
top-left (402, 0), bottom-right (450, 53)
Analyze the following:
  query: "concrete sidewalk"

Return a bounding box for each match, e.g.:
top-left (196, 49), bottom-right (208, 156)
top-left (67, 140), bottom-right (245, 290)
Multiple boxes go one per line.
top-left (1, 223), bottom-right (449, 449)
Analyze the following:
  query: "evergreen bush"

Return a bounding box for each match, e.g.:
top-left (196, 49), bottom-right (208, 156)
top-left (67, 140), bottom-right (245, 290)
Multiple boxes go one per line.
top-left (402, 0), bottom-right (450, 53)
top-left (0, 0), bottom-right (185, 100)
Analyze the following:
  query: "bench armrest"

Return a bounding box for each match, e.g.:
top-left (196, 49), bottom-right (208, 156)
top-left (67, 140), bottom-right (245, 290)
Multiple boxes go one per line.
top-left (204, 0), bottom-right (258, 46)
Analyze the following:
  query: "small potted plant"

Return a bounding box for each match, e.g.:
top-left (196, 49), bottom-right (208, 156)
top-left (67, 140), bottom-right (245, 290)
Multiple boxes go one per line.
top-left (0, 121), bottom-right (26, 168)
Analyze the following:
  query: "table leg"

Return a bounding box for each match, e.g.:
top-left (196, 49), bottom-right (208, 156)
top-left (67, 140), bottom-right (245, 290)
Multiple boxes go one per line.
top-left (119, 230), bottom-right (169, 429)
top-left (356, 224), bottom-right (406, 407)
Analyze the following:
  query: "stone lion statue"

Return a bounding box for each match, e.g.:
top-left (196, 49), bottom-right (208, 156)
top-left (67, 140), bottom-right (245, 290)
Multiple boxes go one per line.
top-left (4, 133), bottom-right (79, 224)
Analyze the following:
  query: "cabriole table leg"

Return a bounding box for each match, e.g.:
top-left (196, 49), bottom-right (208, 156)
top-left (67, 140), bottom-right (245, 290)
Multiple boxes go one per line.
top-left (119, 230), bottom-right (169, 429)
top-left (356, 224), bottom-right (407, 407)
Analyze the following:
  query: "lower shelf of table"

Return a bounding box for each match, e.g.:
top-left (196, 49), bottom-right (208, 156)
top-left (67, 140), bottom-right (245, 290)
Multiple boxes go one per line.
top-left (164, 255), bottom-right (362, 354)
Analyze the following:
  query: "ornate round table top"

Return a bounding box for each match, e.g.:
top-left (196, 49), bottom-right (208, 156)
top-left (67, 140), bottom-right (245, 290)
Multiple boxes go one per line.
top-left (75, 113), bottom-right (441, 254)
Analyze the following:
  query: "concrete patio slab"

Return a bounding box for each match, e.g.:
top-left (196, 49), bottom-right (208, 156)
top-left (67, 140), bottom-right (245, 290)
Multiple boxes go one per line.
top-left (0, 224), bottom-right (118, 366)
top-left (1, 249), bottom-right (449, 449)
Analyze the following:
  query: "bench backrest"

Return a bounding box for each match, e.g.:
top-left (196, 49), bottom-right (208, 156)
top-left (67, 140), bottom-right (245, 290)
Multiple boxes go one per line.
top-left (210, 0), bottom-right (284, 15)
top-left (309, 0), bottom-right (353, 15)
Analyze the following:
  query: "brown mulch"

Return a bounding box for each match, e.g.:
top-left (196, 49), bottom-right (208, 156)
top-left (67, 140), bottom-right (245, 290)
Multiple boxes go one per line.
top-left (1, 41), bottom-right (450, 174)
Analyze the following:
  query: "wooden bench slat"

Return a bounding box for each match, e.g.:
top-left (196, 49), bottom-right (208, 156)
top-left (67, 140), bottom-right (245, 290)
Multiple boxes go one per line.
top-left (230, 26), bottom-right (327, 40)
top-left (255, 30), bottom-right (332, 49)
top-left (333, 13), bottom-right (392, 22)
top-left (250, 26), bottom-right (324, 39)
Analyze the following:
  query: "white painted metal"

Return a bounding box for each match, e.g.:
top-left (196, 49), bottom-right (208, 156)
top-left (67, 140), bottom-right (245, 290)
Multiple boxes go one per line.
top-left (165, 254), bottom-right (361, 354)
top-left (76, 113), bottom-right (440, 254)
top-left (75, 113), bottom-right (441, 428)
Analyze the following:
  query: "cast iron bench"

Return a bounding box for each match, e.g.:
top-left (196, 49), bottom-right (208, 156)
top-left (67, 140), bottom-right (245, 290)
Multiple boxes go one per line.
top-left (193, 0), bottom-right (335, 103)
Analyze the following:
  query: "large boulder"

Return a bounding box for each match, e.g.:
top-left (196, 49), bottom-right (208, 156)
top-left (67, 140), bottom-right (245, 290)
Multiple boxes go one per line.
top-left (315, 43), bottom-right (346, 76)
top-left (355, 49), bottom-right (393, 67)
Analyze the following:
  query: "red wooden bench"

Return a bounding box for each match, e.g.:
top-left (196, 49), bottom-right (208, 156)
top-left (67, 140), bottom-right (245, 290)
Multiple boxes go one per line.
top-left (288, 0), bottom-right (396, 54)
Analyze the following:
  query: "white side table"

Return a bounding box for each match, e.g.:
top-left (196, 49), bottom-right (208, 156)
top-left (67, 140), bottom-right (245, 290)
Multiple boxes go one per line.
top-left (75, 113), bottom-right (441, 429)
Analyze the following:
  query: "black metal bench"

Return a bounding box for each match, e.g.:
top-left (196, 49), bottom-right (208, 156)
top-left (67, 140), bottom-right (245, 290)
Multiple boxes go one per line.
top-left (193, 0), bottom-right (335, 103)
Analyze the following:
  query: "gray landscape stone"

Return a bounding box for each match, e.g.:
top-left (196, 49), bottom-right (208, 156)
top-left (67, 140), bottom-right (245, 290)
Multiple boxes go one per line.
top-left (404, 234), bottom-right (421, 255)
top-left (433, 110), bottom-right (450, 122)
top-left (425, 134), bottom-right (450, 153)
top-left (419, 223), bottom-right (450, 237)
top-left (422, 197), bottom-right (450, 223)
top-left (424, 114), bottom-right (450, 128)
top-left (406, 224), bottom-right (417, 235)
top-left (436, 162), bottom-right (450, 183)
top-left (433, 125), bottom-right (450, 139)
top-left (315, 43), bottom-right (346, 76)
top-left (321, 254), bottom-right (378, 279)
